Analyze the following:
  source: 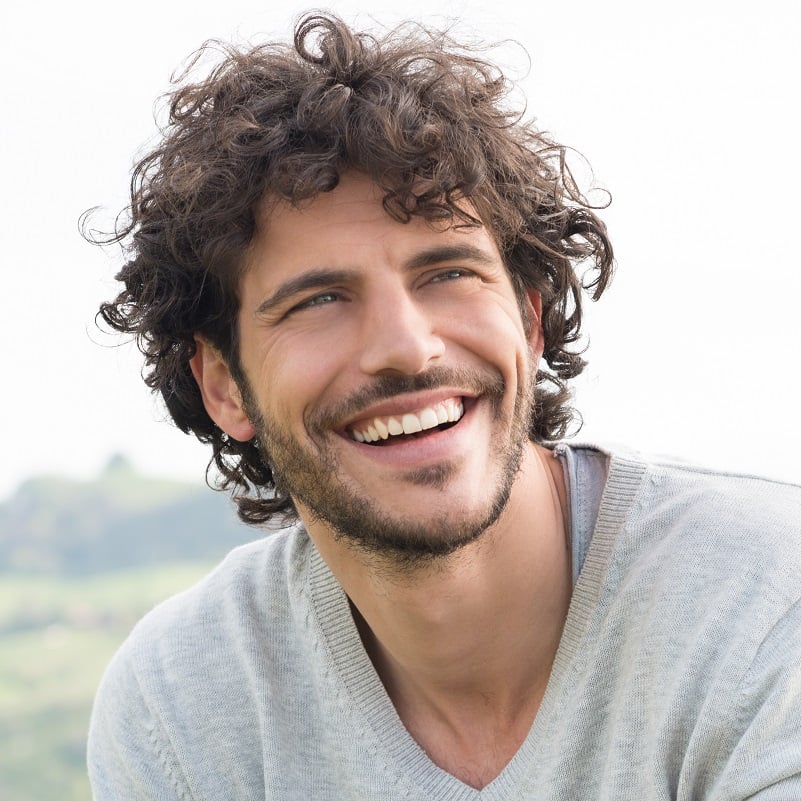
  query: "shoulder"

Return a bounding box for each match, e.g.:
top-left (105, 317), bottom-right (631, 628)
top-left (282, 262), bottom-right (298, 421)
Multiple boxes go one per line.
top-left (572, 442), bottom-right (801, 611)
top-left (88, 525), bottom-right (328, 796)
top-left (96, 524), bottom-right (314, 700)
top-left (88, 525), bottom-right (317, 793)
top-left (560, 445), bottom-right (801, 798)
top-left (568, 442), bottom-right (801, 681)
top-left (623, 446), bottom-right (801, 554)
top-left (579, 441), bottom-right (801, 544)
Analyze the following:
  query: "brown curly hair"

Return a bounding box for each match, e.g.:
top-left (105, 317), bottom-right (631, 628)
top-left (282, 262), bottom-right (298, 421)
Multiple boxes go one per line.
top-left (87, 12), bottom-right (614, 525)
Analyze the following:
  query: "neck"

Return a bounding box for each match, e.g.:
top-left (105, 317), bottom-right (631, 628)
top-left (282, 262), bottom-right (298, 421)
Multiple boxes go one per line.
top-left (302, 443), bottom-right (571, 788)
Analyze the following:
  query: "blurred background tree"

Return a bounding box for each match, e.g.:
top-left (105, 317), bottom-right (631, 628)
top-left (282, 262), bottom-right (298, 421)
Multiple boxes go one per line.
top-left (0, 458), bottom-right (255, 801)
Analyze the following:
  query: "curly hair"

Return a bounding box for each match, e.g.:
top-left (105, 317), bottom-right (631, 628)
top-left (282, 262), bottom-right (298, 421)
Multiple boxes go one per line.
top-left (87, 12), bottom-right (614, 526)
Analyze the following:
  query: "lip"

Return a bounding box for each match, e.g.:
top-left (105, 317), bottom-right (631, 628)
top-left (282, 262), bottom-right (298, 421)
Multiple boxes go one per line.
top-left (338, 389), bottom-right (476, 434)
top-left (335, 395), bottom-right (480, 469)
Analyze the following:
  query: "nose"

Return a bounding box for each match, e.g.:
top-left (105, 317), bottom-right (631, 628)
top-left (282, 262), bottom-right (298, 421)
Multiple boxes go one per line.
top-left (358, 291), bottom-right (446, 376)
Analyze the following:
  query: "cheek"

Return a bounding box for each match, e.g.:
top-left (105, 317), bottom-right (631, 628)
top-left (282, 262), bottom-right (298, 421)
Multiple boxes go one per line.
top-left (446, 299), bottom-right (530, 362)
top-left (255, 342), bottom-right (350, 434)
top-left (248, 320), bottom-right (341, 381)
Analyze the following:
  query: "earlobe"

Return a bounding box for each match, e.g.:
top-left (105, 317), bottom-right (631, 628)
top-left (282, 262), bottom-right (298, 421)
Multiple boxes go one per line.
top-left (189, 337), bottom-right (257, 442)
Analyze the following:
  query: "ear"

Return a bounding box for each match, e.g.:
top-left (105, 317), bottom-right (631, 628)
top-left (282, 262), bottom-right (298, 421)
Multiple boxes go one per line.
top-left (189, 337), bottom-right (257, 442)
top-left (523, 289), bottom-right (545, 363)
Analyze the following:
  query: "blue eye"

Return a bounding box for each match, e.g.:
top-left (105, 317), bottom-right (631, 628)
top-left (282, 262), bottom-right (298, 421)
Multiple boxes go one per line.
top-left (305, 292), bottom-right (338, 306)
top-left (431, 269), bottom-right (472, 283)
top-left (292, 292), bottom-right (339, 312)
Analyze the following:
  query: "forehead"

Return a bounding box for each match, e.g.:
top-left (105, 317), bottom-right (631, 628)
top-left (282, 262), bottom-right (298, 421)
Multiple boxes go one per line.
top-left (244, 172), bottom-right (502, 284)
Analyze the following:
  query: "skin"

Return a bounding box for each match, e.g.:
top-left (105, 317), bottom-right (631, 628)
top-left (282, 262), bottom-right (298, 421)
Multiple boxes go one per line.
top-left (191, 172), bottom-right (571, 789)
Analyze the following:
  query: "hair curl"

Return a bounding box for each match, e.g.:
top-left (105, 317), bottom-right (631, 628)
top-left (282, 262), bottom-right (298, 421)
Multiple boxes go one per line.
top-left (86, 12), bottom-right (614, 526)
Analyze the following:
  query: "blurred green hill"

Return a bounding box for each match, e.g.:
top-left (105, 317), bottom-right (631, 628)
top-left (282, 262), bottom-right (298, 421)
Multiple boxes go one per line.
top-left (0, 454), bottom-right (255, 574)
top-left (0, 457), bottom-right (262, 801)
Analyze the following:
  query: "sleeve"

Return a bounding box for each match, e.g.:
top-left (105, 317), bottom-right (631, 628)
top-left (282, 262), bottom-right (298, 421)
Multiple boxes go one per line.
top-left (707, 597), bottom-right (801, 800)
top-left (87, 646), bottom-right (191, 801)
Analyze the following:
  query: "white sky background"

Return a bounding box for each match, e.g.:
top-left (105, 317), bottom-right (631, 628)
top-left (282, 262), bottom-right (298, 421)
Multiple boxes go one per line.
top-left (0, 0), bottom-right (798, 501)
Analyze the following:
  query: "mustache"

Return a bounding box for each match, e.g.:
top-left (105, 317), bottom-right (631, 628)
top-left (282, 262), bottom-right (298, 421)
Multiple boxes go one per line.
top-left (308, 365), bottom-right (506, 432)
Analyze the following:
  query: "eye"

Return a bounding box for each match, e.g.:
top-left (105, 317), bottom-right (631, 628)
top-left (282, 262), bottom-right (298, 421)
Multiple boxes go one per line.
top-left (289, 291), bottom-right (341, 314)
top-left (429, 268), bottom-right (474, 284)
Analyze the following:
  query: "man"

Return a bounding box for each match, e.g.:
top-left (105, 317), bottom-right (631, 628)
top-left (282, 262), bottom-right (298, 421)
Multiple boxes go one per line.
top-left (87, 13), bottom-right (801, 800)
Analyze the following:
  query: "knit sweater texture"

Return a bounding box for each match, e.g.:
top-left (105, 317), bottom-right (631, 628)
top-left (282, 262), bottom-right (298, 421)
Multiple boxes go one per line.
top-left (88, 446), bottom-right (801, 800)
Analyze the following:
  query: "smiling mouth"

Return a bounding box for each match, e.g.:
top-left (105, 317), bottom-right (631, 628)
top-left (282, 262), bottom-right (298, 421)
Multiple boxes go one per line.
top-left (348, 398), bottom-right (465, 445)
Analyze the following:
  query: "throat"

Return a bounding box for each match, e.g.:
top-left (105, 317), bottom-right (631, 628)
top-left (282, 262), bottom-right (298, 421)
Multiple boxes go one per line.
top-left (350, 603), bottom-right (547, 790)
top-left (396, 691), bottom-right (543, 790)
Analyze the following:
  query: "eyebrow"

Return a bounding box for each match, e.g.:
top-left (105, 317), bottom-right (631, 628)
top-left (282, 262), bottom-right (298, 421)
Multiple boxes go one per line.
top-left (255, 243), bottom-right (497, 316)
top-left (403, 244), bottom-right (497, 271)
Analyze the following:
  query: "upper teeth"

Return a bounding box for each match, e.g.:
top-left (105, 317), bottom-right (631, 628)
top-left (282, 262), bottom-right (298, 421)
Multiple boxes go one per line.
top-left (350, 398), bottom-right (464, 443)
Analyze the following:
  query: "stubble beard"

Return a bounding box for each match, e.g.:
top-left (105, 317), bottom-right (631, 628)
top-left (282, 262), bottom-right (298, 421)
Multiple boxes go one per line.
top-left (239, 363), bottom-right (536, 569)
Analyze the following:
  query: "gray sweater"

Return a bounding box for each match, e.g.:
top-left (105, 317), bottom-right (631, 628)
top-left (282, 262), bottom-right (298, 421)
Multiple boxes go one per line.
top-left (88, 446), bottom-right (801, 799)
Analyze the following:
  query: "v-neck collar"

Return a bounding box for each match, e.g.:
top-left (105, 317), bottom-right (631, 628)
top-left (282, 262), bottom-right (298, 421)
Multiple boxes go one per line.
top-left (305, 446), bottom-right (647, 798)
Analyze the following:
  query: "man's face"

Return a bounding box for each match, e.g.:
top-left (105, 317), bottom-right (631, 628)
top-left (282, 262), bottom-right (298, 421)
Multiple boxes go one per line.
top-left (232, 172), bottom-right (543, 563)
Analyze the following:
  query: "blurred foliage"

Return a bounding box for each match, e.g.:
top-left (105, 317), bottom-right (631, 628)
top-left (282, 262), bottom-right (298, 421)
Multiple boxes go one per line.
top-left (0, 454), bottom-right (254, 574)
top-left (0, 564), bottom-right (216, 801)
top-left (0, 458), bottom-right (263, 801)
